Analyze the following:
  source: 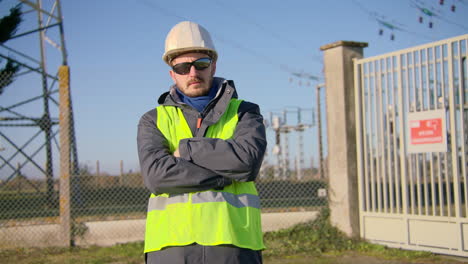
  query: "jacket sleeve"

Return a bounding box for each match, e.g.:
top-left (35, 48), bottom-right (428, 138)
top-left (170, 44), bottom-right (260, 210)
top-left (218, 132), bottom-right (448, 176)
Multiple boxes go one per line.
top-left (178, 101), bottom-right (267, 182)
top-left (137, 109), bottom-right (232, 195)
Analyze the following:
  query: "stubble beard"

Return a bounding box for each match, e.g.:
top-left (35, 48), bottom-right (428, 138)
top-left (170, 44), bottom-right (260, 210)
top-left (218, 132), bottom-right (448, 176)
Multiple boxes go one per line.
top-left (183, 76), bottom-right (213, 97)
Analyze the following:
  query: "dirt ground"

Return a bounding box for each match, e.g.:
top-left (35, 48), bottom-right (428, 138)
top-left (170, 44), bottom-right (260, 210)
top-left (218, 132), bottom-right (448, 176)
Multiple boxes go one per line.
top-left (265, 253), bottom-right (468, 264)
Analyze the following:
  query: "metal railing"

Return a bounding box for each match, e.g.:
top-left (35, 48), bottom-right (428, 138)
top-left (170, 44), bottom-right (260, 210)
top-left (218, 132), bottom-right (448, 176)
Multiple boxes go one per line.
top-left (354, 34), bottom-right (468, 257)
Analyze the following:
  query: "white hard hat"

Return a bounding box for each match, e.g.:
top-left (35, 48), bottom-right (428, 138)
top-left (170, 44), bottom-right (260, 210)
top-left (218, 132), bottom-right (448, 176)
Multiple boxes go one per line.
top-left (162, 21), bottom-right (218, 65)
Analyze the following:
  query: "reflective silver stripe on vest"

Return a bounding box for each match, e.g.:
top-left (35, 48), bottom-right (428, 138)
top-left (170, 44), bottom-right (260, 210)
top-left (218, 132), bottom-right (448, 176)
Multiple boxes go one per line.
top-left (148, 194), bottom-right (189, 211)
top-left (148, 191), bottom-right (260, 212)
top-left (192, 191), bottom-right (260, 209)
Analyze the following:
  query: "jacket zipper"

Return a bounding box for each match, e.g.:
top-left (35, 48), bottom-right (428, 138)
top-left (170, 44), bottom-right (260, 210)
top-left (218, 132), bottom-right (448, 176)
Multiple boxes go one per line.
top-left (196, 112), bottom-right (204, 135)
top-left (194, 83), bottom-right (226, 135)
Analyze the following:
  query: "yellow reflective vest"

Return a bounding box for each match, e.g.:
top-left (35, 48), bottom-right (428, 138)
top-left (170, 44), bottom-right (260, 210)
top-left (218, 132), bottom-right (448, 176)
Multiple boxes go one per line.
top-left (144, 98), bottom-right (265, 253)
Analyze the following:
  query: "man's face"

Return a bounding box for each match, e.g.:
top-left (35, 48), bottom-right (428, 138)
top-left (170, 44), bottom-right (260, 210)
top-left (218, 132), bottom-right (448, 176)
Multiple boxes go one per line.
top-left (169, 52), bottom-right (217, 97)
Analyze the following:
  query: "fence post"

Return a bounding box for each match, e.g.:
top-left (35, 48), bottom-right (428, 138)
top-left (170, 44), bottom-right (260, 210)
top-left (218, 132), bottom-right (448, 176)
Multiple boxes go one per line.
top-left (320, 41), bottom-right (367, 237)
top-left (120, 160), bottom-right (124, 186)
top-left (58, 65), bottom-right (72, 247)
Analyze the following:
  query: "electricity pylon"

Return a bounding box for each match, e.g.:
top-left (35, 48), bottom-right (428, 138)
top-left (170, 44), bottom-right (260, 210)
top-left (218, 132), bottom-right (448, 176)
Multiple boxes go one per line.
top-left (0, 0), bottom-right (78, 207)
top-left (269, 108), bottom-right (315, 180)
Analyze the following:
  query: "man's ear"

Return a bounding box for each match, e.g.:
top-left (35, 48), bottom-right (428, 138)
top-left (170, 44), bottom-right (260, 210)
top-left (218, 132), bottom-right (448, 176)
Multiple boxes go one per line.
top-left (211, 61), bottom-right (217, 76)
top-left (169, 70), bottom-right (176, 82)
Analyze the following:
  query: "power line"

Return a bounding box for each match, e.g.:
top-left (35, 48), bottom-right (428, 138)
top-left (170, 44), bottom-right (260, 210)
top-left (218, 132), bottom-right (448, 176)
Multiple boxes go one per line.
top-left (139, 0), bottom-right (321, 81)
top-left (211, 0), bottom-right (324, 65)
top-left (411, 0), bottom-right (468, 30)
top-left (351, 0), bottom-right (437, 41)
top-left (140, 0), bottom-right (187, 21)
top-left (213, 0), bottom-right (298, 48)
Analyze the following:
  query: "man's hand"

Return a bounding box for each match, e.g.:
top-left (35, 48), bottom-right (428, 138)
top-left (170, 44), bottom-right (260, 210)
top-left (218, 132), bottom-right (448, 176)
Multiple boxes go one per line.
top-left (173, 148), bottom-right (180, 157)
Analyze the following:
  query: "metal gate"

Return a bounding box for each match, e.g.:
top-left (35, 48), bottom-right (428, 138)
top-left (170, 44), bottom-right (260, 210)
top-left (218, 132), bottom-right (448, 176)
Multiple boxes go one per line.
top-left (354, 34), bottom-right (468, 257)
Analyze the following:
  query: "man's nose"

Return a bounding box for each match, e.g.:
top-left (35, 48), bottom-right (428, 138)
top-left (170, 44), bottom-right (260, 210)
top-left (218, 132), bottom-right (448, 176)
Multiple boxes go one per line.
top-left (188, 65), bottom-right (198, 76)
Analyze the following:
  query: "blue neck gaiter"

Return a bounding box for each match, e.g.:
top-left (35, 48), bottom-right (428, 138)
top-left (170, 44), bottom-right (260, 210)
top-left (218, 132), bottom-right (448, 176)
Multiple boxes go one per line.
top-left (176, 84), bottom-right (219, 113)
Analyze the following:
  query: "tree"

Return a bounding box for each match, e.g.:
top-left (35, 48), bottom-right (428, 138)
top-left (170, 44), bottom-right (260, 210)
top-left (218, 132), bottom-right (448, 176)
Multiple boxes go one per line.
top-left (0, 3), bottom-right (22, 95)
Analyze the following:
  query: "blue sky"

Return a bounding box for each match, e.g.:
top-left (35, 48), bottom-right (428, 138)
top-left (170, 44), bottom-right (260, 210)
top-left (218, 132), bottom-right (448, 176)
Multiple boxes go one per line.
top-left (1, 0), bottom-right (467, 177)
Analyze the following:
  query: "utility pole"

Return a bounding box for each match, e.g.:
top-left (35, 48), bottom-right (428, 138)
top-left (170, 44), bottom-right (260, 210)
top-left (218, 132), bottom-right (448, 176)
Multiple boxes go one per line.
top-left (288, 72), bottom-right (320, 180)
top-left (317, 83), bottom-right (325, 179)
top-left (281, 110), bottom-right (290, 180)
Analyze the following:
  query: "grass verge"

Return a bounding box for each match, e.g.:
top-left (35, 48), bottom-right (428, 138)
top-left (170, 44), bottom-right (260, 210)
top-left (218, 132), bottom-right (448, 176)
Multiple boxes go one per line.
top-left (263, 208), bottom-right (460, 263)
top-left (0, 208), bottom-right (464, 264)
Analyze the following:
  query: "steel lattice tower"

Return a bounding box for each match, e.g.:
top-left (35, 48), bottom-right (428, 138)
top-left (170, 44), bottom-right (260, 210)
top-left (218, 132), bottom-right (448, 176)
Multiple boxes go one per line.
top-left (0, 0), bottom-right (77, 206)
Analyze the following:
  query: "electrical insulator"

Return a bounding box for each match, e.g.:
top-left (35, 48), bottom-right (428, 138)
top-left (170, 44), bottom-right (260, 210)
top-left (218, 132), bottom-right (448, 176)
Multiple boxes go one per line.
top-left (272, 116), bottom-right (281, 130)
top-left (429, 21), bottom-right (433, 28)
top-left (379, 29), bottom-right (383, 35)
top-left (419, 16), bottom-right (423, 23)
top-left (451, 5), bottom-right (456, 12)
top-left (391, 34), bottom-right (395, 41)
top-left (439, 0), bottom-right (444, 5)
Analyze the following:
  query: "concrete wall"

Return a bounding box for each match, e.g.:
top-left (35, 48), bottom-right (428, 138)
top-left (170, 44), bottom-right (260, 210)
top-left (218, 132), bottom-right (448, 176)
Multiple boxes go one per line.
top-left (0, 211), bottom-right (318, 248)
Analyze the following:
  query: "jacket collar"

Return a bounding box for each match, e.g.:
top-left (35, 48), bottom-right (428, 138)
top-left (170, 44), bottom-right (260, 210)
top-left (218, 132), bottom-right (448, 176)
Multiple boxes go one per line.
top-left (158, 77), bottom-right (238, 108)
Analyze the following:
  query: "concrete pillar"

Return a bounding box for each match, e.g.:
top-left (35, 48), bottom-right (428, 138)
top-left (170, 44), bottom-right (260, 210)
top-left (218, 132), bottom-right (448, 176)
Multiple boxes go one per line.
top-left (320, 41), bottom-right (368, 237)
top-left (58, 65), bottom-right (72, 247)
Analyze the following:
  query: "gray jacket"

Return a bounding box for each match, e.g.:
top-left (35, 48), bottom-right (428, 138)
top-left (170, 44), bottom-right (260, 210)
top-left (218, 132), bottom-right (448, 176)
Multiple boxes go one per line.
top-left (137, 77), bottom-right (267, 195)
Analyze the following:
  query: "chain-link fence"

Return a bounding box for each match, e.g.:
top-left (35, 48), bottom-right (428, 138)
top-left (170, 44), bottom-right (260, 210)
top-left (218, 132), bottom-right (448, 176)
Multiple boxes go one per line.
top-left (260, 97), bottom-right (328, 231)
top-left (0, 64), bottom-right (328, 248)
top-left (0, 0), bottom-right (328, 249)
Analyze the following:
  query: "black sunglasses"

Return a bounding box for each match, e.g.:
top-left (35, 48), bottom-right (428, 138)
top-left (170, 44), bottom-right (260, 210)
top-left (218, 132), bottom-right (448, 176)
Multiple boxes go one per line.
top-left (172, 57), bottom-right (212, 75)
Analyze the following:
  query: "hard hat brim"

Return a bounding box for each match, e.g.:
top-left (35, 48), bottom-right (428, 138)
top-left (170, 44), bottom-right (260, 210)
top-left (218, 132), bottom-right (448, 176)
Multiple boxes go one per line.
top-left (163, 47), bottom-right (218, 65)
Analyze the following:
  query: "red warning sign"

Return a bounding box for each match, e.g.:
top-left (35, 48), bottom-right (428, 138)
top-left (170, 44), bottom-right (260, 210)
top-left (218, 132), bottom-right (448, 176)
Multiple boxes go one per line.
top-left (409, 118), bottom-right (443, 145)
top-left (407, 109), bottom-right (446, 153)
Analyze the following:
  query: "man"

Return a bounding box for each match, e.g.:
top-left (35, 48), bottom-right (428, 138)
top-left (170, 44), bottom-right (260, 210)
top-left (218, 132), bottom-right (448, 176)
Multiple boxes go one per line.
top-left (137, 21), bottom-right (267, 264)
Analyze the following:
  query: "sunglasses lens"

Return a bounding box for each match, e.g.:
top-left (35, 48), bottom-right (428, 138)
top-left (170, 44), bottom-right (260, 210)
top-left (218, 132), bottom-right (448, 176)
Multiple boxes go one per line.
top-left (172, 58), bottom-right (212, 75)
top-left (193, 58), bottom-right (211, 70)
top-left (173, 63), bottom-right (191, 75)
